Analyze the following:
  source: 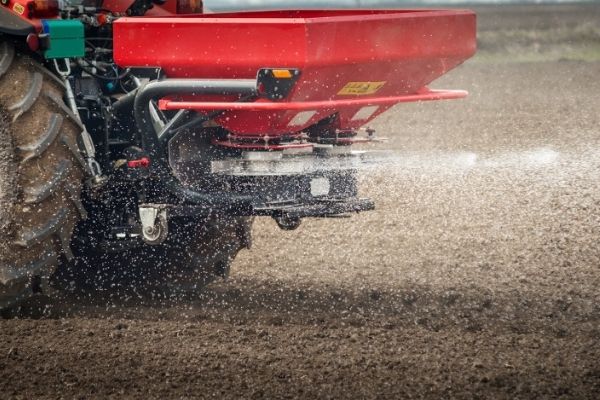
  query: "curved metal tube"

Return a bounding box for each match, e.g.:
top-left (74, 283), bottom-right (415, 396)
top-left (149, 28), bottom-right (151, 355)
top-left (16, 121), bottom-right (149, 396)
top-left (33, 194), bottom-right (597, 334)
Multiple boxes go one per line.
top-left (133, 78), bottom-right (257, 158)
top-left (132, 78), bottom-right (257, 207)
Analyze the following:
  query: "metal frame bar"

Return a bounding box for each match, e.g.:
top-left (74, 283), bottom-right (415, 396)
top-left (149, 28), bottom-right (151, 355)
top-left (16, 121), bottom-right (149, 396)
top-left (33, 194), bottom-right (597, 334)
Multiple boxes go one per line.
top-left (158, 89), bottom-right (468, 112)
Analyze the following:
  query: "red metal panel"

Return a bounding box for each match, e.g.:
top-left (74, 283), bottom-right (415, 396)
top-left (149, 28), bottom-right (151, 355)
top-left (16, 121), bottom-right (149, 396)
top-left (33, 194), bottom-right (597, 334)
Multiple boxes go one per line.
top-left (113, 15), bottom-right (308, 78)
top-left (113, 9), bottom-right (476, 136)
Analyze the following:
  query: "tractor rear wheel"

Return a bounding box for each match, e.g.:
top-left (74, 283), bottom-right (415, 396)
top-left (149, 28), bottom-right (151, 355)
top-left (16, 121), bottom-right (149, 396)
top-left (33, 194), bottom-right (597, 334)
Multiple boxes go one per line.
top-left (0, 40), bottom-right (85, 310)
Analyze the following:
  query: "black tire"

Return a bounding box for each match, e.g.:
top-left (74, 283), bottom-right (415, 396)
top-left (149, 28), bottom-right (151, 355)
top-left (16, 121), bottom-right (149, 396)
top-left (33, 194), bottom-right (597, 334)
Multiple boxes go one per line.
top-left (0, 40), bottom-right (85, 310)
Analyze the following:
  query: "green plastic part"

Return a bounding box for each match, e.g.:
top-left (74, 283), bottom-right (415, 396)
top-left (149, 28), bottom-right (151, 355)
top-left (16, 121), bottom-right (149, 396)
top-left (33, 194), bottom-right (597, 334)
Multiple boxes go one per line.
top-left (42, 19), bottom-right (85, 59)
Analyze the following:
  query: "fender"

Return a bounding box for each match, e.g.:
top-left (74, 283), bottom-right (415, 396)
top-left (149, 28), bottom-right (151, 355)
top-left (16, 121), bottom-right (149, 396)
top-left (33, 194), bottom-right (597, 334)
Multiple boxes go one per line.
top-left (0, 6), bottom-right (35, 36)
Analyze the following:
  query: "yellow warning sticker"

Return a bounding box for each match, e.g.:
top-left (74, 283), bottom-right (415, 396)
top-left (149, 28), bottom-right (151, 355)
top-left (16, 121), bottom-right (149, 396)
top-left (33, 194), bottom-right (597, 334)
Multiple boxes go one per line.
top-left (338, 81), bottom-right (386, 96)
top-left (12, 3), bottom-right (25, 15)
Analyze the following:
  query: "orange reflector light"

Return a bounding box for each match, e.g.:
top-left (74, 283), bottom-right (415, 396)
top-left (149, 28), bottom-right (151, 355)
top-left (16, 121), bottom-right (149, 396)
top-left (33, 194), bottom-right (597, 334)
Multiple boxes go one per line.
top-left (177, 0), bottom-right (203, 14)
top-left (272, 69), bottom-right (293, 79)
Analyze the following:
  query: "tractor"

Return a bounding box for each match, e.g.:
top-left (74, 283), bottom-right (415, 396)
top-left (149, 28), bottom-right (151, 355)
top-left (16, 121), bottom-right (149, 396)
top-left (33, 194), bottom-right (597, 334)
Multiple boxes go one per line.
top-left (0, 0), bottom-right (476, 308)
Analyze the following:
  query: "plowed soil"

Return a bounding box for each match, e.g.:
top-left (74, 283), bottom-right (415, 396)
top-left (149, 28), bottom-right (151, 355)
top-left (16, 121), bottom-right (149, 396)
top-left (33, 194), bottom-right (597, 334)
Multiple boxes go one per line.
top-left (2, 4), bottom-right (600, 399)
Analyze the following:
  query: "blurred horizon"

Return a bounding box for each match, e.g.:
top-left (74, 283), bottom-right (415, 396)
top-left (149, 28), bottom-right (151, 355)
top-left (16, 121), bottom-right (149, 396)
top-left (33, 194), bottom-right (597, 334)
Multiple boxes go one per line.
top-left (205, 0), bottom-right (598, 11)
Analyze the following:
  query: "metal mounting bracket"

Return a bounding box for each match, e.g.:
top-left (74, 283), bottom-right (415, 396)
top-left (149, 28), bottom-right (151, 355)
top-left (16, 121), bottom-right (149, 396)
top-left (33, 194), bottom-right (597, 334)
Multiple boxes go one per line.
top-left (54, 58), bottom-right (105, 185)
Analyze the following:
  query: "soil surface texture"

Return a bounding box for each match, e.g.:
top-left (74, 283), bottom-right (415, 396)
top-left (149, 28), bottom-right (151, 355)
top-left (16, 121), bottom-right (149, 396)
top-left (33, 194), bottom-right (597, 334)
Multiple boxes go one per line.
top-left (2, 4), bottom-right (600, 399)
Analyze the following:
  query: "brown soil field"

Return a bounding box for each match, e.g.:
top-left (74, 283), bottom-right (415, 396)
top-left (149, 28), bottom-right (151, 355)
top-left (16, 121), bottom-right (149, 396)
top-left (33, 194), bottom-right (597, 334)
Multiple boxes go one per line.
top-left (2, 4), bottom-right (600, 399)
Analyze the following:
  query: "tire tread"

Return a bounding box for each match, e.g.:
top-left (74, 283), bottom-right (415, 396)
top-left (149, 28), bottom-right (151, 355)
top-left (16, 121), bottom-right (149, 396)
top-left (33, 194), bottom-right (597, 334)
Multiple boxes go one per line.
top-left (0, 42), bottom-right (84, 310)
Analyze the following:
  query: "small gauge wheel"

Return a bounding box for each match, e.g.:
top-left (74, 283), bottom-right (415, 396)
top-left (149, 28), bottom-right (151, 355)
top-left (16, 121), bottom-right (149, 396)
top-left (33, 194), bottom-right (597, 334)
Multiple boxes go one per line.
top-left (142, 213), bottom-right (169, 245)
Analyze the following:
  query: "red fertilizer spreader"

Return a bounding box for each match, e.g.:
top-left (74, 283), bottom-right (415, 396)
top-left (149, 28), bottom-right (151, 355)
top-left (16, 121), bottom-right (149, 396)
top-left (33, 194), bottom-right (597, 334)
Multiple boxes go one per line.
top-left (113, 9), bottom-right (476, 140)
top-left (0, 0), bottom-right (475, 308)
